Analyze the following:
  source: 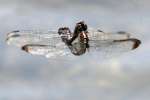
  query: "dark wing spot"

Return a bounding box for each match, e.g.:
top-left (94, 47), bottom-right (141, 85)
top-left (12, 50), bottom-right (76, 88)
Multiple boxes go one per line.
top-left (97, 29), bottom-right (104, 32)
top-left (12, 30), bottom-right (20, 33)
top-left (113, 38), bottom-right (141, 50)
top-left (21, 45), bottom-right (29, 53)
top-left (6, 33), bottom-right (20, 42)
top-left (129, 39), bottom-right (141, 49)
top-left (21, 44), bottom-right (56, 53)
top-left (11, 34), bottom-right (20, 37)
top-left (117, 31), bottom-right (127, 34)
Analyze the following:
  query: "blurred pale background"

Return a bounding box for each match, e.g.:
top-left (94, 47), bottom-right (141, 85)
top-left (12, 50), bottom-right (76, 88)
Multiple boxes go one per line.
top-left (0, 0), bottom-right (150, 100)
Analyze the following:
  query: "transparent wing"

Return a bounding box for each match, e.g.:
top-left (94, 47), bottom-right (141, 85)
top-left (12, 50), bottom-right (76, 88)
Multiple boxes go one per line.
top-left (88, 29), bottom-right (141, 57)
top-left (89, 39), bottom-right (141, 58)
top-left (88, 29), bottom-right (130, 41)
top-left (6, 30), bottom-right (70, 58)
top-left (6, 29), bottom-right (141, 58)
top-left (21, 44), bottom-right (70, 58)
top-left (6, 30), bottom-right (61, 47)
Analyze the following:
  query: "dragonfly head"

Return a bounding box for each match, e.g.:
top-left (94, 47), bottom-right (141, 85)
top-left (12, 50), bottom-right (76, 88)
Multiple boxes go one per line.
top-left (75, 21), bottom-right (88, 32)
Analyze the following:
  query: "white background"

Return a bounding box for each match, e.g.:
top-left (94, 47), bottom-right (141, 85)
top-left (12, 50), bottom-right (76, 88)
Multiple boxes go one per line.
top-left (0, 0), bottom-right (150, 100)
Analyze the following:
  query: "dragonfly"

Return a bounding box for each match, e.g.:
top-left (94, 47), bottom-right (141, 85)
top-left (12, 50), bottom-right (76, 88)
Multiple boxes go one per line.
top-left (6, 21), bottom-right (141, 58)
